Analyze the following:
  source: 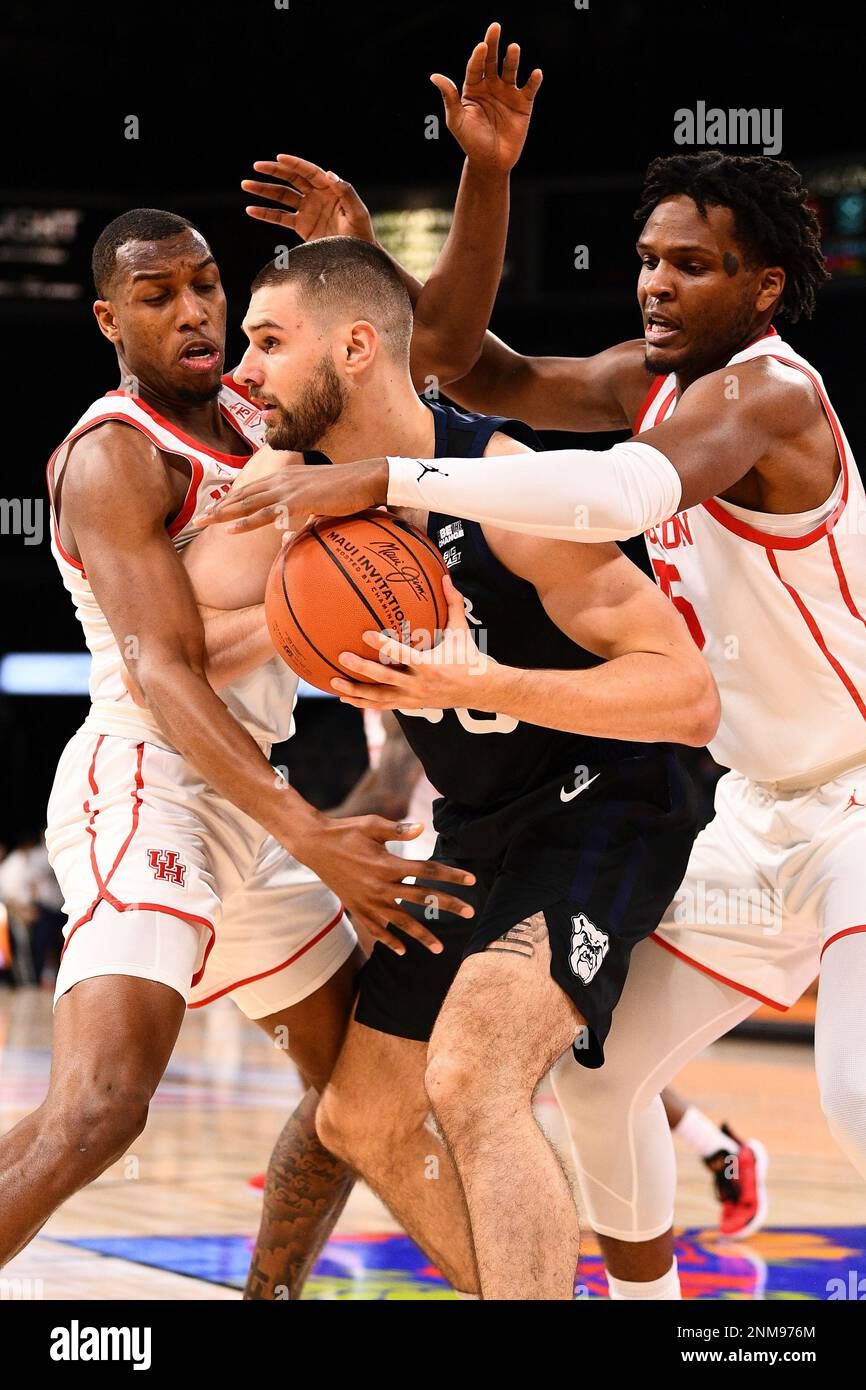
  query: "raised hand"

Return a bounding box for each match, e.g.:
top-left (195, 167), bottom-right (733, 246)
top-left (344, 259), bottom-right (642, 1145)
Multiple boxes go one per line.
top-left (242, 155), bottom-right (376, 243)
top-left (431, 20), bottom-right (542, 173)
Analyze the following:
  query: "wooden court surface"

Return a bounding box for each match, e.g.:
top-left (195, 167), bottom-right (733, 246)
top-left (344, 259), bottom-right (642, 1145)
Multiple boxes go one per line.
top-left (2, 986), bottom-right (865, 1300)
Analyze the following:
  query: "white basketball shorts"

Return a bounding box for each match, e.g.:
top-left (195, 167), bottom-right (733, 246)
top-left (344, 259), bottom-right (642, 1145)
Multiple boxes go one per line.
top-left (653, 763), bottom-right (866, 1007)
top-left (45, 732), bottom-right (357, 1019)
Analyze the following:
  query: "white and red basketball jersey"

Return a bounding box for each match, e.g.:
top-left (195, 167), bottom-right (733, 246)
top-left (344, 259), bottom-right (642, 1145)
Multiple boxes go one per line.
top-left (48, 380), bottom-right (298, 753)
top-left (638, 327), bottom-right (866, 785)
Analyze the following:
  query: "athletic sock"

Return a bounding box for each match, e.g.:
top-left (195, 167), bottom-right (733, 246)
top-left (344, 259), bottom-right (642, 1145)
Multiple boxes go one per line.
top-left (673, 1105), bottom-right (738, 1159)
top-left (607, 1258), bottom-right (681, 1301)
top-left (454, 1290), bottom-right (479, 1300)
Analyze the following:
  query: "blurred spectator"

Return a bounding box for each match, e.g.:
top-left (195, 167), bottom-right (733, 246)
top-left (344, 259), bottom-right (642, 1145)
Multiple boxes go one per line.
top-left (0, 830), bottom-right (64, 987)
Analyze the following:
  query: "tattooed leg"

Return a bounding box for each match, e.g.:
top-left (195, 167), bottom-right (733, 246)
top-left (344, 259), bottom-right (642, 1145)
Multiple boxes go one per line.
top-left (425, 913), bottom-right (584, 1300)
top-left (244, 948), bottom-right (362, 1300)
top-left (244, 1087), bottom-right (354, 1300)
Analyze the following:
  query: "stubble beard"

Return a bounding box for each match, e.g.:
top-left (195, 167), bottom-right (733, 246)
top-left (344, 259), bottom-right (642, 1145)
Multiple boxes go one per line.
top-left (265, 356), bottom-right (348, 452)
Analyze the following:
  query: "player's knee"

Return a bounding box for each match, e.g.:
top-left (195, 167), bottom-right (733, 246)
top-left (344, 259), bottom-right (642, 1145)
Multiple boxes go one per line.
top-left (424, 1043), bottom-right (486, 1126)
top-left (43, 1075), bottom-right (152, 1172)
top-left (314, 1088), bottom-right (356, 1163)
top-left (316, 1082), bottom-right (422, 1170)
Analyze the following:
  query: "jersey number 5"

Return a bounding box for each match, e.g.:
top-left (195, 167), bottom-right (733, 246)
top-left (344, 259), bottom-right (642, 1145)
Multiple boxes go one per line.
top-left (651, 559), bottom-right (706, 650)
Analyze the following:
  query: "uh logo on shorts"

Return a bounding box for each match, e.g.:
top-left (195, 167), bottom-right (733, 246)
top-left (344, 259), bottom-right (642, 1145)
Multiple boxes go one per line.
top-left (569, 913), bottom-right (610, 984)
top-left (146, 849), bottom-right (188, 887)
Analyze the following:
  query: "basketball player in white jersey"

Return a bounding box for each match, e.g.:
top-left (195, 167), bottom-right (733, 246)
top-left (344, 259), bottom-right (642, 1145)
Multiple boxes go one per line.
top-left (0, 207), bottom-right (483, 1275)
top-left (206, 150), bottom-right (861, 1297)
top-left (1, 22), bottom-right (548, 1285)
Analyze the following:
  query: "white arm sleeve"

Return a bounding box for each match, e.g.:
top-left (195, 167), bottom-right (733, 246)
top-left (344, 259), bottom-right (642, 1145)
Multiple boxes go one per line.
top-left (386, 440), bottom-right (682, 542)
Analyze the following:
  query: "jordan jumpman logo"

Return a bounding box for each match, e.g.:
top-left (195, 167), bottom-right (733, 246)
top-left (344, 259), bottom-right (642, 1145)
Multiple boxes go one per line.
top-left (416, 461), bottom-right (448, 482)
top-left (844, 789), bottom-right (865, 812)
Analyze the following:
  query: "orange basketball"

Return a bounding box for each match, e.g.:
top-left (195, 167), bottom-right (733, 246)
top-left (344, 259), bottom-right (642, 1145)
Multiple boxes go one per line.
top-left (265, 509), bottom-right (448, 693)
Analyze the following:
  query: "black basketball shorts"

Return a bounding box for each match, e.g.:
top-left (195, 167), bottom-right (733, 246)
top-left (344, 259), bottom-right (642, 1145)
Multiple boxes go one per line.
top-left (353, 749), bottom-right (697, 1068)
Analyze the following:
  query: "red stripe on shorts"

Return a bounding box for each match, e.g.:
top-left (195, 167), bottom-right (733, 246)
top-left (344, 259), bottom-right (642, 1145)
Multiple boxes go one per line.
top-left (650, 933), bottom-right (789, 1011)
top-left (187, 906), bottom-right (347, 1009)
top-left (62, 739), bottom-right (216, 962)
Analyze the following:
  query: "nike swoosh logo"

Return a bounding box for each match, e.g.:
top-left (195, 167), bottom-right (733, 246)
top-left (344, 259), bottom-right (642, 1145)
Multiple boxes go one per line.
top-left (560, 773), bottom-right (600, 802)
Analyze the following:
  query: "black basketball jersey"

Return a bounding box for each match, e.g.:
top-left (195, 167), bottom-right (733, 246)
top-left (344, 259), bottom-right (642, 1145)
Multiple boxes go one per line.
top-left (393, 402), bottom-right (647, 811)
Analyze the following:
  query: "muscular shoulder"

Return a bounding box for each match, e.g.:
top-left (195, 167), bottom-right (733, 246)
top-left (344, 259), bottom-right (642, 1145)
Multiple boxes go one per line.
top-left (482, 523), bottom-right (617, 599)
top-left (677, 354), bottom-right (823, 437)
top-left (64, 419), bottom-right (164, 480)
top-left (60, 420), bottom-right (177, 523)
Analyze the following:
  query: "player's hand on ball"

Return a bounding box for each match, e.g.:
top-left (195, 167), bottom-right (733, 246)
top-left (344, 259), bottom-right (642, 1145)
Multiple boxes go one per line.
top-left (242, 154), bottom-right (376, 244)
top-left (292, 814), bottom-right (476, 955)
top-left (194, 456), bottom-right (389, 533)
top-left (432, 21), bottom-right (542, 174)
top-left (332, 574), bottom-right (495, 710)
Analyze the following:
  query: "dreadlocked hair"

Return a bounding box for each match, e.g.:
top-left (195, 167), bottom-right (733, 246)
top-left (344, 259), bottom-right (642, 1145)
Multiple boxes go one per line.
top-left (634, 152), bottom-right (829, 322)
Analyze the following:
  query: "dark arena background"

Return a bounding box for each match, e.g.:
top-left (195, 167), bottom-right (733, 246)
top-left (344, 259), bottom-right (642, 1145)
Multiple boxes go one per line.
top-left (1, 0), bottom-right (865, 1339)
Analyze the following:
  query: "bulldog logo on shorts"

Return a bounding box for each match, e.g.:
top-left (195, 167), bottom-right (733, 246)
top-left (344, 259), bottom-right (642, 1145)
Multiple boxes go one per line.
top-left (568, 913), bottom-right (609, 984)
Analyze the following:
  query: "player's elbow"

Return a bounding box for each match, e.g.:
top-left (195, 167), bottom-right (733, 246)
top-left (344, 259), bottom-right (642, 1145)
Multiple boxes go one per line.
top-left (409, 327), bottom-right (483, 394)
top-left (677, 661), bottom-right (721, 747)
top-left (136, 652), bottom-right (206, 705)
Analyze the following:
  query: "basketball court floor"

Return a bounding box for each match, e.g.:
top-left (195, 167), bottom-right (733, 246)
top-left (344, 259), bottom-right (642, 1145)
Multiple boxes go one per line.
top-left (2, 986), bottom-right (865, 1301)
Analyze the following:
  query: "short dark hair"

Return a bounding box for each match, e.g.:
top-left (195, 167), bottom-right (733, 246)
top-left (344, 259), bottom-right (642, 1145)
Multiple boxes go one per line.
top-left (250, 237), bottom-right (413, 362)
top-left (634, 152), bottom-right (829, 322)
top-left (92, 208), bottom-right (203, 297)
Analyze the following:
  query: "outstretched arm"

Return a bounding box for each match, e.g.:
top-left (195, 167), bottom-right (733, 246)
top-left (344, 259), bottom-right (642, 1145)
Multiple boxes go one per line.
top-left (324, 431), bottom-right (719, 746)
top-left (384, 354), bottom-right (826, 529)
top-left (198, 354), bottom-right (822, 542)
top-left (242, 22), bottom-right (541, 391)
top-left (246, 139), bottom-right (645, 432)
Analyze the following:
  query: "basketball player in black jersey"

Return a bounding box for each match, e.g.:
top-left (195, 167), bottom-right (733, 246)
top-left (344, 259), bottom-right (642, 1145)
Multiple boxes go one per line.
top-left (191, 236), bottom-right (719, 1298)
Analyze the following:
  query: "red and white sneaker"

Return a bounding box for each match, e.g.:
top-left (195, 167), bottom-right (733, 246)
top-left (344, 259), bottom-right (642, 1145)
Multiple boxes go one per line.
top-left (703, 1123), bottom-right (769, 1239)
